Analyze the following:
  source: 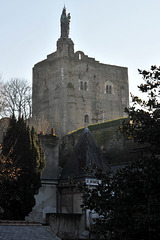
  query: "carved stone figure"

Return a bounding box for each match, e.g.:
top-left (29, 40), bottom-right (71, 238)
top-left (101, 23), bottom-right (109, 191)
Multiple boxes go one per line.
top-left (60, 7), bottom-right (71, 38)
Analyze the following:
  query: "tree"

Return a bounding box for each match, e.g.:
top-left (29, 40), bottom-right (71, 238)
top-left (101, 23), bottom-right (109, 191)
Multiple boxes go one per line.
top-left (0, 77), bottom-right (5, 116)
top-left (81, 65), bottom-right (160, 239)
top-left (122, 65), bottom-right (160, 154)
top-left (80, 167), bottom-right (113, 239)
top-left (0, 151), bottom-right (21, 217)
top-left (111, 156), bottom-right (160, 240)
top-left (0, 78), bottom-right (32, 119)
top-left (0, 115), bottom-right (45, 220)
top-left (0, 118), bottom-right (9, 144)
top-left (81, 157), bottom-right (160, 240)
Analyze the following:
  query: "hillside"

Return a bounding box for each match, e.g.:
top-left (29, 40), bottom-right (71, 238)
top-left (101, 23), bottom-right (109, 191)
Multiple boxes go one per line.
top-left (60, 118), bottom-right (142, 166)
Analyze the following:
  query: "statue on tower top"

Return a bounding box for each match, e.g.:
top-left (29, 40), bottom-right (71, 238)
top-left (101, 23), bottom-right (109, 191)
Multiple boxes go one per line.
top-left (60, 6), bottom-right (71, 38)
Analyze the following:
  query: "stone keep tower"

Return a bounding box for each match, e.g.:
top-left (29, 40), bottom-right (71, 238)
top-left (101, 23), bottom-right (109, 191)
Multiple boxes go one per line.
top-left (32, 7), bottom-right (129, 137)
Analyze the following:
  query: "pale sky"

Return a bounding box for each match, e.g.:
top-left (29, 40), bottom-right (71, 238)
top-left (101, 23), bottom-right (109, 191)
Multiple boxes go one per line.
top-left (1, 0), bottom-right (160, 99)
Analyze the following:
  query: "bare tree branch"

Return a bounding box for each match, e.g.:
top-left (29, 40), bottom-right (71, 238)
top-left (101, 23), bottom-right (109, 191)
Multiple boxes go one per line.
top-left (0, 78), bottom-right (32, 119)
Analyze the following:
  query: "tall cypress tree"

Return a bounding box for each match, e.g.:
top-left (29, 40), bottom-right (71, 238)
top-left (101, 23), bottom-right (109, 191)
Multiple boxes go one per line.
top-left (1, 116), bottom-right (45, 220)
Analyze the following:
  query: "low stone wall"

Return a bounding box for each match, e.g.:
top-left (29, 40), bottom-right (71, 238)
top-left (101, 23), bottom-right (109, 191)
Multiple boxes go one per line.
top-left (46, 213), bottom-right (90, 239)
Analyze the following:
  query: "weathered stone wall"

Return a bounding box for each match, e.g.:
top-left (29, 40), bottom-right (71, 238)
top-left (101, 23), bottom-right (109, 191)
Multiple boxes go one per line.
top-left (58, 186), bottom-right (83, 214)
top-left (32, 37), bottom-right (129, 137)
top-left (46, 213), bottom-right (89, 239)
top-left (39, 134), bottom-right (59, 179)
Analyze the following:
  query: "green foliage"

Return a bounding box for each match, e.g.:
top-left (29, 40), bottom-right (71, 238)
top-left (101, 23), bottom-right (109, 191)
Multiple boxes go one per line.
top-left (121, 65), bottom-right (160, 154)
top-left (68, 118), bottom-right (126, 136)
top-left (112, 156), bottom-right (160, 240)
top-left (81, 157), bottom-right (160, 239)
top-left (81, 65), bottom-right (160, 239)
top-left (0, 115), bottom-right (45, 220)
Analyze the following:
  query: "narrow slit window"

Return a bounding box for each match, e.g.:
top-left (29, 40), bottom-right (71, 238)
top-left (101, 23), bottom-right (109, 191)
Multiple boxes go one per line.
top-left (84, 82), bottom-right (87, 91)
top-left (80, 81), bottom-right (83, 90)
top-left (106, 85), bottom-right (109, 93)
top-left (84, 114), bottom-right (89, 124)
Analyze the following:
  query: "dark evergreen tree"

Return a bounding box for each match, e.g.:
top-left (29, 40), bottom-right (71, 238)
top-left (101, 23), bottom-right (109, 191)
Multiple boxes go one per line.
top-left (0, 116), bottom-right (45, 220)
top-left (81, 157), bottom-right (160, 240)
top-left (81, 66), bottom-right (160, 240)
top-left (122, 65), bottom-right (160, 154)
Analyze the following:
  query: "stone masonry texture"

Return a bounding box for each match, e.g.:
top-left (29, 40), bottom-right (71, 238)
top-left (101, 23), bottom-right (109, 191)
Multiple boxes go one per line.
top-left (32, 37), bottom-right (129, 137)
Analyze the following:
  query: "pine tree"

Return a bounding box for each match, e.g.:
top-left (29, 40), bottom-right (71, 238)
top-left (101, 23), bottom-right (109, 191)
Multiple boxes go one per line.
top-left (0, 116), bottom-right (45, 220)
